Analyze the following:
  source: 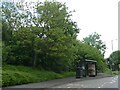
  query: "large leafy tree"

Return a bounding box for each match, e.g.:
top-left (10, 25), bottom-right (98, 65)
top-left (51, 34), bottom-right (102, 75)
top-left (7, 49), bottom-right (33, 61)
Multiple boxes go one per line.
top-left (36, 1), bottom-right (79, 38)
top-left (75, 40), bottom-right (108, 72)
top-left (2, 1), bottom-right (80, 73)
top-left (34, 1), bottom-right (79, 72)
top-left (83, 32), bottom-right (106, 55)
top-left (39, 28), bottom-right (77, 72)
top-left (2, 2), bottom-right (36, 42)
top-left (2, 2), bottom-right (33, 45)
top-left (2, 2), bottom-right (18, 43)
top-left (109, 50), bottom-right (120, 70)
top-left (2, 2), bottom-right (35, 65)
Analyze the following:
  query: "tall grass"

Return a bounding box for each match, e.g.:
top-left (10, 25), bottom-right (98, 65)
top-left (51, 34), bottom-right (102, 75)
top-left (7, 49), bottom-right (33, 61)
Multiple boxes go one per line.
top-left (2, 64), bottom-right (75, 87)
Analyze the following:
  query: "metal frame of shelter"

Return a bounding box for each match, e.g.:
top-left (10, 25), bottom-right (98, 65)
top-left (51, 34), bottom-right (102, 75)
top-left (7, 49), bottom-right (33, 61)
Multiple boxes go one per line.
top-left (76, 59), bottom-right (97, 78)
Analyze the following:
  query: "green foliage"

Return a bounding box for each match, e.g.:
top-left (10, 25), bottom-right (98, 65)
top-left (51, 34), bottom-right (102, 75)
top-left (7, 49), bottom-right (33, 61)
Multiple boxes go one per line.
top-left (2, 64), bottom-right (75, 87)
top-left (105, 70), bottom-right (120, 75)
top-left (2, 42), bottom-right (11, 63)
top-left (39, 28), bottom-right (77, 72)
top-left (0, 41), bottom-right (1, 86)
top-left (83, 32), bottom-right (106, 55)
top-left (36, 0), bottom-right (79, 38)
top-left (62, 72), bottom-right (75, 77)
top-left (2, 1), bottom-right (79, 73)
top-left (112, 71), bottom-right (120, 75)
top-left (2, 2), bottom-right (22, 44)
top-left (2, 2), bottom-right (35, 44)
top-left (75, 40), bottom-right (108, 72)
top-left (0, 67), bottom-right (1, 86)
top-left (0, 41), bottom-right (2, 65)
top-left (109, 50), bottom-right (120, 71)
top-left (105, 68), bottom-right (112, 74)
top-left (3, 28), bottom-right (34, 66)
top-left (2, 0), bottom-right (108, 76)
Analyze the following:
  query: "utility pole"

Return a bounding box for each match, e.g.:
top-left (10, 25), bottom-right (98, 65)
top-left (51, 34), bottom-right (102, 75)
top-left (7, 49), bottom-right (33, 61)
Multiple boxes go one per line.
top-left (111, 39), bottom-right (118, 51)
top-left (110, 39), bottom-right (118, 71)
top-left (111, 40), bottom-right (113, 51)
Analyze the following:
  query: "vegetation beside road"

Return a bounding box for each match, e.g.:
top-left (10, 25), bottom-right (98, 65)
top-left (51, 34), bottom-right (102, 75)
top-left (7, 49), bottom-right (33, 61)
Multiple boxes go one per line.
top-left (112, 71), bottom-right (120, 75)
top-left (108, 50), bottom-right (120, 71)
top-left (2, 0), bottom-right (109, 87)
top-left (2, 0), bottom-right (107, 73)
top-left (2, 64), bottom-right (75, 87)
top-left (105, 70), bottom-right (120, 75)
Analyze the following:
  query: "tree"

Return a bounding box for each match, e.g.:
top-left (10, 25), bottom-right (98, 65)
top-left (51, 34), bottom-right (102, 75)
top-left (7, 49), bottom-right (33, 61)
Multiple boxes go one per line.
top-left (36, 0), bottom-right (79, 38)
top-left (2, 2), bottom-right (18, 44)
top-left (75, 40), bottom-right (108, 72)
top-left (2, 2), bottom-right (42, 67)
top-left (2, 1), bottom-right (80, 73)
top-left (83, 32), bottom-right (106, 55)
top-left (39, 28), bottom-right (77, 72)
top-left (34, 0), bottom-right (79, 72)
top-left (2, 2), bottom-right (36, 44)
top-left (109, 50), bottom-right (120, 71)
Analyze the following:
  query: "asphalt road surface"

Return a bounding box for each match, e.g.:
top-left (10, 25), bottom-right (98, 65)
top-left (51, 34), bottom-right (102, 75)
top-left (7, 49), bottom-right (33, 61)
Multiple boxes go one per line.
top-left (52, 75), bottom-right (118, 88)
top-left (3, 75), bottom-right (119, 90)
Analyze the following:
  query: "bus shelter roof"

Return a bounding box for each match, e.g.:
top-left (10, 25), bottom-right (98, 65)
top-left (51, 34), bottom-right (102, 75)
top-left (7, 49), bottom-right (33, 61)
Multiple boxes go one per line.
top-left (85, 59), bottom-right (97, 63)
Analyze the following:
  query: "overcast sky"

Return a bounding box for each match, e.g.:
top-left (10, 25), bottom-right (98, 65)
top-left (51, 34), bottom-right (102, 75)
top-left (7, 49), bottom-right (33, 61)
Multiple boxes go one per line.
top-left (15, 0), bottom-right (119, 58)
top-left (55, 0), bottom-right (119, 58)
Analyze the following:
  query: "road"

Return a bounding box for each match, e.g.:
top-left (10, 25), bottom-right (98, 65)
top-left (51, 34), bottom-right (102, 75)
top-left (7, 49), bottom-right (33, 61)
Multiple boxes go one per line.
top-left (52, 75), bottom-right (118, 88)
top-left (3, 75), bottom-right (119, 90)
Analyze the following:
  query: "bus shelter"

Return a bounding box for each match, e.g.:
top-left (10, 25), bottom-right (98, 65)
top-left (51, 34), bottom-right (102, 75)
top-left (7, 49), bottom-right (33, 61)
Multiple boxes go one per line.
top-left (76, 59), bottom-right (97, 78)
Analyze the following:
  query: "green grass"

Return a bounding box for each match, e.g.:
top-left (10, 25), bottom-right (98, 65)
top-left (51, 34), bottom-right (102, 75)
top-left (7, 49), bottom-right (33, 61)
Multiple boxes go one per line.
top-left (112, 71), bottom-right (120, 75)
top-left (0, 67), bottom-right (1, 87)
top-left (0, 40), bottom-right (1, 83)
top-left (2, 64), bottom-right (75, 87)
top-left (105, 69), bottom-right (120, 75)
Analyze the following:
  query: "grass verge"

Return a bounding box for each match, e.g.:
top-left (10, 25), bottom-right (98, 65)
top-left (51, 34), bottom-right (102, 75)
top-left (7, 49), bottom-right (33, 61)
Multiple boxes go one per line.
top-left (2, 64), bottom-right (75, 87)
top-left (112, 71), bottom-right (120, 75)
top-left (105, 69), bottom-right (120, 75)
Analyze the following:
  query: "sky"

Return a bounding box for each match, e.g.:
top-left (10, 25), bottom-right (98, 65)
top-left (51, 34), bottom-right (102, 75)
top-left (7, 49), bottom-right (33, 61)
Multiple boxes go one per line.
top-left (8, 0), bottom-right (119, 58)
top-left (56, 0), bottom-right (119, 58)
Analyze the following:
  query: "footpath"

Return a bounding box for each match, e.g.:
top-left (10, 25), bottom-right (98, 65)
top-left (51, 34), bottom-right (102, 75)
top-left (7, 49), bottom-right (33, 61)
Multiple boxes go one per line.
top-left (3, 73), bottom-right (114, 89)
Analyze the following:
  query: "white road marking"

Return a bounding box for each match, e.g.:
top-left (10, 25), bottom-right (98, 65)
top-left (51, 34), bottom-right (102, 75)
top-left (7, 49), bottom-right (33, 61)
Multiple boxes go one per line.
top-left (98, 76), bottom-right (118, 88)
top-left (67, 87), bottom-right (71, 88)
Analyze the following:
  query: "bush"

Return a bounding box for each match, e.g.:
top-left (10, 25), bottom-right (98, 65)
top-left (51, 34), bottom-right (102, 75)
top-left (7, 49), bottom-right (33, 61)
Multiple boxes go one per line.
top-left (2, 65), bottom-right (75, 87)
top-left (112, 71), bottom-right (120, 75)
top-left (0, 67), bottom-right (1, 87)
top-left (62, 72), bottom-right (75, 77)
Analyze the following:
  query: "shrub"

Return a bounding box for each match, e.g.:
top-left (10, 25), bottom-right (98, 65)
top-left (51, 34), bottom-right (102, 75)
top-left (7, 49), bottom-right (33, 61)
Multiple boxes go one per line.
top-left (2, 65), bottom-right (75, 87)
